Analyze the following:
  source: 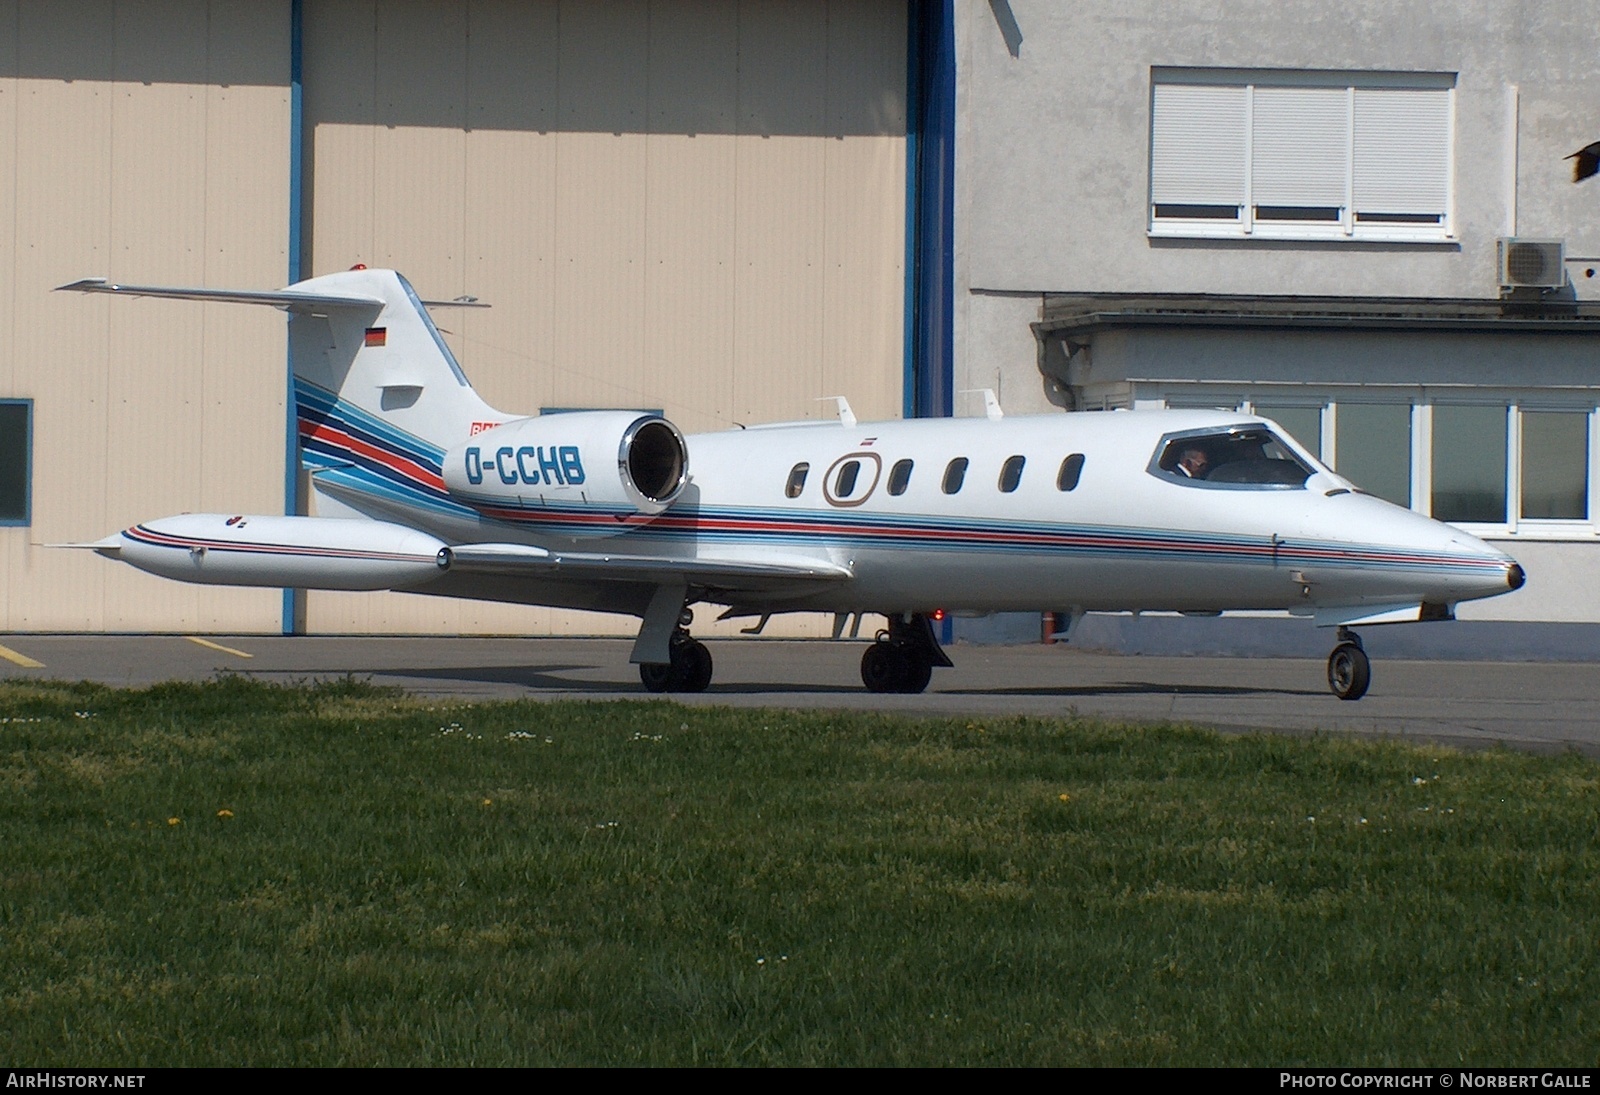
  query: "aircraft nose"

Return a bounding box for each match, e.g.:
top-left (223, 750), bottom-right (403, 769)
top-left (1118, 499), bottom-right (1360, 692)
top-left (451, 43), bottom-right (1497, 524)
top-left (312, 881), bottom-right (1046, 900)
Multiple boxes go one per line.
top-left (1507, 562), bottom-right (1526, 591)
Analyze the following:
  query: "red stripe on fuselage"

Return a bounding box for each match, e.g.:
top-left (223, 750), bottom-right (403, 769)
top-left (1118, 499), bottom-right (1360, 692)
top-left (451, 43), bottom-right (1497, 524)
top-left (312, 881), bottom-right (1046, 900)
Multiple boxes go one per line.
top-left (299, 419), bottom-right (446, 492)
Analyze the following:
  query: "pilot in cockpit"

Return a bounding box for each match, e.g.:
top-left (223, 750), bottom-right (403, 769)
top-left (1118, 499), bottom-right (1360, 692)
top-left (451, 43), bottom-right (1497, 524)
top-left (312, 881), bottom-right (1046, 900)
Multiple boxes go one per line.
top-left (1175, 446), bottom-right (1211, 479)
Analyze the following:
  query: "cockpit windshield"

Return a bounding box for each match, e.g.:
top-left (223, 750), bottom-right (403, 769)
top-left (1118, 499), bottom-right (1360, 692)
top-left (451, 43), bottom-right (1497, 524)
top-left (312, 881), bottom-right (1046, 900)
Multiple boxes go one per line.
top-left (1154, 427), bottom-right (1314, 488)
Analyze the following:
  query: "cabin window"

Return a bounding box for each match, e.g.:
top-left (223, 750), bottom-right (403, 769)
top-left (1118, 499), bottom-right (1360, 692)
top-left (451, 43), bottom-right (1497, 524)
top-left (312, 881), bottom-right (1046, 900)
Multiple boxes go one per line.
top-left (1154, 427), bottom-right (1312, 488)
top-left (1057, 453), bottom-right (1085, 491)
top-left (834, 460), bottom-right (861, 497)
top-left (888, 458), bottom-right (914, 496)
top-left (785, 462), bottom-right (809, 498)
top-left (942, 457), bottom-right (969, 494)
top-left (998, 455), bottom-right (1025, 493)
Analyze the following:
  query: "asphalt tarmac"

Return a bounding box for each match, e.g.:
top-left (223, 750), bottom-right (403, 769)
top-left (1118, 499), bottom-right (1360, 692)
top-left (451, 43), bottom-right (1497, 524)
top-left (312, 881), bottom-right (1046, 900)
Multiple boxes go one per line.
top-left (2, 634), bottom-right (1596, 755)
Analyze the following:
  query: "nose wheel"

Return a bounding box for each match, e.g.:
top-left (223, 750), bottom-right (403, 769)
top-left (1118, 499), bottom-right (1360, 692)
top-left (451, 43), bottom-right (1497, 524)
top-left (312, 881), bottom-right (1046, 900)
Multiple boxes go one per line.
top-left (1327, 627), bottom-right (1371, 701)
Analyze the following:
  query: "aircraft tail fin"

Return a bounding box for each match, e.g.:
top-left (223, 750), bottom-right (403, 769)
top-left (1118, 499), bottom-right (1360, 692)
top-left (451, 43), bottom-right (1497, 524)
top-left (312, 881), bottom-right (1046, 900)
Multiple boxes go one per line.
top-left (281, 267), bottom-right (505, 449)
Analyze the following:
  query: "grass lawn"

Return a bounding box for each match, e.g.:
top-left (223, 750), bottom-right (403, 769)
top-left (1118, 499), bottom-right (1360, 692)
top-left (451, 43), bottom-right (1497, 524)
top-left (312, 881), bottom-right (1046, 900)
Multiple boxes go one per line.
top-left (2, 676), bottom-right (1596, 1066)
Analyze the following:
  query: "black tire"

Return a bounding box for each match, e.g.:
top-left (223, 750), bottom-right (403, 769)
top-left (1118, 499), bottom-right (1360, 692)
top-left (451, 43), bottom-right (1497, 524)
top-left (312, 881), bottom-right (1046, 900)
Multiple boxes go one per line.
top-left (1327, 642), bottom-right (1371, 701)
top-left (898, 655), bottom-right (933, 694)
top-left (639, 661), bottom-right (675, 693)
top-left (861, 643), bottom-right (906, 693)
top-left (682, 640), bottom-right (713, 692)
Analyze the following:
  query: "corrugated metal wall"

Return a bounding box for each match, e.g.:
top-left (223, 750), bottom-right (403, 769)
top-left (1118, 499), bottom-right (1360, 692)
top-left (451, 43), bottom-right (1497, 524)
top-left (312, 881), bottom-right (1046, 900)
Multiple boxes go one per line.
top-left (0, 0), bottom-right (292, 631)
top-left (0, 0), bottom-right (907, 636)
top-left (300, 0), bottom-right (908, 636)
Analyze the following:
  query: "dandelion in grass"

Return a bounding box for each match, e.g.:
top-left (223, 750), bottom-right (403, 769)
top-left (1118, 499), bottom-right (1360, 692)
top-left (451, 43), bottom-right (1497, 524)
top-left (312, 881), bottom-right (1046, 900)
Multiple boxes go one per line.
top-left (217, 809), bottom-right (234, 819)
top-left (168, 817), bottom-right (181, 826)
top-left (1058, 793), bottom-right (1070, 803)
top-left (481, 798), bottom-right (493, 807)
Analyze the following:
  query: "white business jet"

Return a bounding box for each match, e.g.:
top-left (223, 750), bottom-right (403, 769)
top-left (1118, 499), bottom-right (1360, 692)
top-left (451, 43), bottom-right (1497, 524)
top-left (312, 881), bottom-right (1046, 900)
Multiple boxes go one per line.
top-left (59, 267), bottom-right (1525, 701)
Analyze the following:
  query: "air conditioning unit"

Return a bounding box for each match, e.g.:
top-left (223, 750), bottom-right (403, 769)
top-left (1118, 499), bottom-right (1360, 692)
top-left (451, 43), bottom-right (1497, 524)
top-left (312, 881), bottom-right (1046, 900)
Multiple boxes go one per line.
top-left (1497, 237), bottom-right (1566, 289)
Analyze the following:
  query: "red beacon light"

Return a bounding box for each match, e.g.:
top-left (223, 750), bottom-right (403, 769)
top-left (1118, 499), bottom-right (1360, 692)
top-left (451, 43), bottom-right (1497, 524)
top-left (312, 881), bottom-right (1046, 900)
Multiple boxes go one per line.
top-left (349, 263), bottom-right (367, 270)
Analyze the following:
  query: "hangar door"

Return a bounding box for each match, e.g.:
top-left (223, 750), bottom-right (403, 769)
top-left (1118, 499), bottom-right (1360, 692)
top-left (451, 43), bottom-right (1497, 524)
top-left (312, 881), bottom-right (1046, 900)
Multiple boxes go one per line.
top-left (299, 0), bottom-right (908, 637)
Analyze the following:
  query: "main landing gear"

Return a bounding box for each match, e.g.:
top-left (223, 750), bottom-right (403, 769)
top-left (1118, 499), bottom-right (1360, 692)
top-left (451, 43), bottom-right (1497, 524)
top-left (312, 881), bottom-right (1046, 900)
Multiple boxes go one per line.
top-left (639, 609), bottom-right (713, 693)
top-left (861, 612), bottom-right (954, 694)
top-left (1327, 626), bottom-right (1371, 701)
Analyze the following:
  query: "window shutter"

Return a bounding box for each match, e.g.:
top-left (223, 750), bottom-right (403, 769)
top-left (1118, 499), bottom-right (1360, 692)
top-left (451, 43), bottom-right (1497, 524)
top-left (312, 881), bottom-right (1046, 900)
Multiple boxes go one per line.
top-left (1150, 83), bottom-right (1246, 206)
top-left (1250, 86), bottom-right (1348, 208)
top-left (1353, 88), bottom-right (1450, 216)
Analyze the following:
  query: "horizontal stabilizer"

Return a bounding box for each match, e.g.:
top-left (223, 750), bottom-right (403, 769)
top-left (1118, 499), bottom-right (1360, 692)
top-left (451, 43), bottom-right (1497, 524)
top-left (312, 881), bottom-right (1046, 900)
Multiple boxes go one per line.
top-left (47, 535), bottom-right (124, 556)
top-left (439, 542), bottom-right (852, 589)
top-left (56, 278), bottom-right (384, 313)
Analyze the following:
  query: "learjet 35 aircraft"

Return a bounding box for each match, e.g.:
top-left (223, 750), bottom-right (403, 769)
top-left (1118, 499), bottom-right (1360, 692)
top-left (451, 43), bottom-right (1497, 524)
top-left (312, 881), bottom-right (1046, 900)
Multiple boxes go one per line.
top-left (58, 267), bottom-right (1526, 700)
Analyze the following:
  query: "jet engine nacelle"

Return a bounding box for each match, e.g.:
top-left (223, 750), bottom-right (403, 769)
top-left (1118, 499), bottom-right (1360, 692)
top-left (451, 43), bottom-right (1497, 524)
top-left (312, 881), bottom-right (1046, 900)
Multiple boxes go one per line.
top-left (442, 411), bottom-right (689, 527)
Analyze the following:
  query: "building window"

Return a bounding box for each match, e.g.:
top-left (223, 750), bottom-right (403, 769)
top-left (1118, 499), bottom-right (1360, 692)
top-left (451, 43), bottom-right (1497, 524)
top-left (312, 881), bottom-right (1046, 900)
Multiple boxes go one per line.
top-left (1149, 69), bottom-right (1454, 242)
top-left (1251, 403), bottom-right (1322, 460)
top-left (1161, 389), bottom-right (1598, 535)
top-left (1432, 405), bottom-right (1508, 524)
top-left (1520, 410), bottom-right (1588, 521)
top-left (0, 401), bottom-right (30, 525)
top-left (1335, 403), bottom-right (1412, 508)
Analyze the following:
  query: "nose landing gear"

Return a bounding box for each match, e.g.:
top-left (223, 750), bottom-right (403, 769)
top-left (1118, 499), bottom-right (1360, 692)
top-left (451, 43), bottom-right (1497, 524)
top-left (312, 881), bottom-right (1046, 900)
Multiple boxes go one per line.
top-left (1327, 626), bottom-right (1371, 701)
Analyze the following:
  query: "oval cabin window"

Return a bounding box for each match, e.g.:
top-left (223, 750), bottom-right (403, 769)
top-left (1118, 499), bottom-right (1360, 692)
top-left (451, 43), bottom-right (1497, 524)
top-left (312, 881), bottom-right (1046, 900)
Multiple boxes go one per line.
top-left (785, 462), bottom-right (809, 498)
top-left (834, 460), bottom-right (861, 496)
top-left (999, 455), bottom-right (1025, 493)
top-left (888, 459), bottom-right (914, 496)
top-left (1057, 453), bottom-right (1085, 491)
top-left (943, 457), bottom-right (969, 494)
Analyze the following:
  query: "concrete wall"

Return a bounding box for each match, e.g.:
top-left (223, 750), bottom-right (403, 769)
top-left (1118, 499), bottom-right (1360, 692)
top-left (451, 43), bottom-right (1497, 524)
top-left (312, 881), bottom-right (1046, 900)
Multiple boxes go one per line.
top-left (956, 0), bottom-right (1600, 300)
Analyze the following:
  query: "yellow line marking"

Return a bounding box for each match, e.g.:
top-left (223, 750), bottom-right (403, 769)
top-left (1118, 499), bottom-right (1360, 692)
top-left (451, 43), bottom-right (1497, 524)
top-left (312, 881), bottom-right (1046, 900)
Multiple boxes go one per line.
top-left (0, 643), bottom-right (45, 669)
top-left (185, 636), bottom-right (254, 659)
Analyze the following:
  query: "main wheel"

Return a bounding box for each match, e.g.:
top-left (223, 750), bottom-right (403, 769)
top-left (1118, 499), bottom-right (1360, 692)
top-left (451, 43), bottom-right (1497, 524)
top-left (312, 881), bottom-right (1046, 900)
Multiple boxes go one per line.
top-left (681, 640), bottom-right (713, 692)
top-left (639, 640), bottom-right (713, 693)
top-left (861, 643), bottom-right (908, 693)
top-left (639, 661), bottom-right (676, 693)
top-left (1327, 642), bottom-right (1371, 701)
top-left (898, 656), bottom-right (933, 695)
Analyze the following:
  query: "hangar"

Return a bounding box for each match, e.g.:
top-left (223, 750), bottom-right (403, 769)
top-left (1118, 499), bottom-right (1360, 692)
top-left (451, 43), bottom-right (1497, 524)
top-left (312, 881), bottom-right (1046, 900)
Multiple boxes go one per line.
top-left (0, 0), bottom-right (942, 638)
